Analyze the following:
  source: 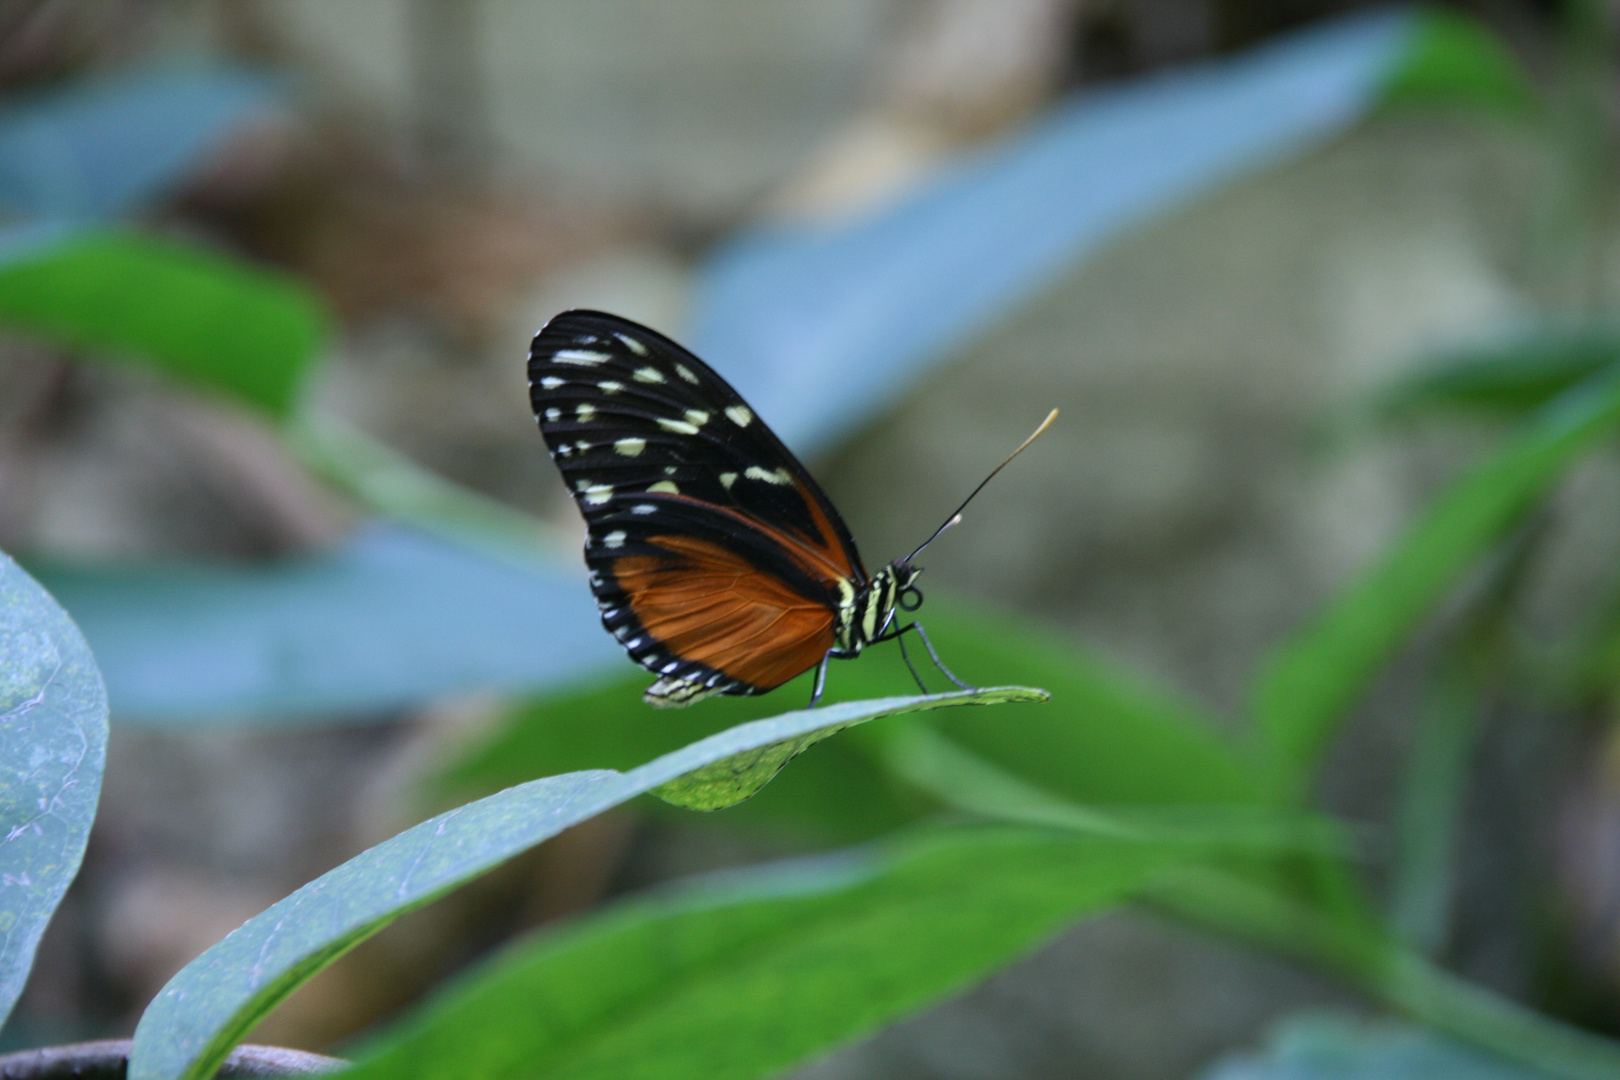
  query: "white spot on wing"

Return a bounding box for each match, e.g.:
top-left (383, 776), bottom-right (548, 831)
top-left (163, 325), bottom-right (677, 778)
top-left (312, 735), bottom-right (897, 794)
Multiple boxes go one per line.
top-left (598, 381), bottom-right (623, 394)
top-left (719, 472), bottom-right (737, 490)
top-left (657, 418), bottom-right (699, 435)
top-left (544, 408), bottom-right (560, 422)
top-left (540, 376), bottom-right (564, 389)
top-left (584, 484), bottom-right (613, 505)
top-left (553, 349), bottom-right (610, 365)
top-left (614, 437), bottom-right (645, 456)
top-left (603, 530), bottom-right (627, 548)
top-left (615, 332), bottom-right (649, 356)
top-left (648, 480), bottom-right (679, 494)
top-left (675, 363), bottom-right (699, 384)
top-left (745, 466), bottom-right (792, 485)
top-left (683, 409), bottom-right (709, 426)
top-left (632, 504), bottom-right (657, 514)
top-left (725, 405), bottom-right (753, 427)
top-left (576, 403), bottom-right (596, 422)
top-left (633, 367), bottom-right (664, 384)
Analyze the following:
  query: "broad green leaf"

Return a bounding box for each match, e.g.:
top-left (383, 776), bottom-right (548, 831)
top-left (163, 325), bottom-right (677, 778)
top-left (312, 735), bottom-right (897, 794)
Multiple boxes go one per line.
top-left (345, 828), bottom-right (1177, 1080)
top-left (1378, 7), bottom-right (1539, 119)
top-left (127, 688), bottom-right (1043, 1080)
top-left (442, 596), bottom-right (1261, 839)
top-left (0, 226), bottom-right (326, 417)
top-left (1253, 365), bottom-right (1620, 787)
top-left (0, 552), bottom-right (108, 1029)
top-left (917, 601), bottom-right (1262, 806)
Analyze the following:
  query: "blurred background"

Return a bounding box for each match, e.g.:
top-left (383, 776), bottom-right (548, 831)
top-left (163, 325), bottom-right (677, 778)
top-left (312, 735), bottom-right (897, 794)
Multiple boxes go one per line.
top-left (6, 0), bottom-right (1620, 1077)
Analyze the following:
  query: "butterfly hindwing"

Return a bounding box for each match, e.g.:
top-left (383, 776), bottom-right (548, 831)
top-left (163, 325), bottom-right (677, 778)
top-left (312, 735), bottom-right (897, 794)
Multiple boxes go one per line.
top-left (528, 310), bottom-right (867, 702)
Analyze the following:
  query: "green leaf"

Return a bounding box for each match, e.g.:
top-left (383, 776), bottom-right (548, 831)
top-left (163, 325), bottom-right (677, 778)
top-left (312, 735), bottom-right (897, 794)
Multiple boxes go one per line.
top-left (881, 721), bottom-right (1349, 855)
top-left (653, 686), bottom-right (1044, 810)
top-left (0, 551), bottom-right (109, 1029)
top-left (1254, 364), bottom-right (1620, 791)
top-left (344, 828), bottom-right (1177, 1080)
top-left (0, 226), bottom-right (327, 417)
top-left (918, 601), bottom-right (1263, 806)
top-left (1378, 7), bottom-right (1539, 119)
top-left (442, 596), bottom-right (1262, 839)
top-left (1370, 328), bottom-right (1620, 424)
top-left (127, 688), bottom-right (1042, 1080)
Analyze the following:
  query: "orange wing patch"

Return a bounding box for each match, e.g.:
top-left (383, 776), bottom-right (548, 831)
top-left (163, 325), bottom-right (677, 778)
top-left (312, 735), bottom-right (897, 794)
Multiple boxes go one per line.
top-left (613, 534), bottom-right (836, 691)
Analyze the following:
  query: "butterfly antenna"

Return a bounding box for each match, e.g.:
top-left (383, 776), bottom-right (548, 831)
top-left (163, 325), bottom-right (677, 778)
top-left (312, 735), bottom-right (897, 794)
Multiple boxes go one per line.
top-left (905, 409), bottom-right (1058, 564)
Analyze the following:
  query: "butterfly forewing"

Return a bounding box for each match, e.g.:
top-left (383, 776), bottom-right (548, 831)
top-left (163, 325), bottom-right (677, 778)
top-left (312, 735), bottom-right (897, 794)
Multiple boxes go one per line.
top-left (528, 310), bottom-right (867, 702)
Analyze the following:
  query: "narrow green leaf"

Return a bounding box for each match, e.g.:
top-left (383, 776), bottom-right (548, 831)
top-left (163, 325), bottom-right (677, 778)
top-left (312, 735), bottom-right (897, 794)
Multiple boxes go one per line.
top-left (1253, 366), bottom-right (1620, 787)
top-left (882, 721), bottom-right (1350, 855)
top-left (127, 688), bottom-right (1039, 1080)
top-left (1371, 328), bottom-right (1620, 424)
top-left (1154, 871), bottom-right (1620, 1080)
top-left (284, 411), bottom-right (571, 563)
top-left (345, 829), bottom-right (1176, 1080)
top-left (0, 227), bottom-right (327, 417)
top-left (0, 551), bottom-right (109, 1029)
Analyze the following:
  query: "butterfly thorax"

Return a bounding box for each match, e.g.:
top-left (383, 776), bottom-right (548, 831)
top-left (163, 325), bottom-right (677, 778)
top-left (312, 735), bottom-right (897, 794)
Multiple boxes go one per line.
top-left (835, 561), bottom-right (919, 655)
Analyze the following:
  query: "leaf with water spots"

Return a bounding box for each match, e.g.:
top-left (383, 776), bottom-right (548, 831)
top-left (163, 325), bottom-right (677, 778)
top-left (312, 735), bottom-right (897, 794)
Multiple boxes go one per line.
top-left (0, 552), bottom-right (108, 1029)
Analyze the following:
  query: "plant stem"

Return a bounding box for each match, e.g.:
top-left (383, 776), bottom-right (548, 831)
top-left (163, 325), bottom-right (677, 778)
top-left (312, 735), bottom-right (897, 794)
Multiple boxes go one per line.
top-left (284, 409), bottom-right (571, 565)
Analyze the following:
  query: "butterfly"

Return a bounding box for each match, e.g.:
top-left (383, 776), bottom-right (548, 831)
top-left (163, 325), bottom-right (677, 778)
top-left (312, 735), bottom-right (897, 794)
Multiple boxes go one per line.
top-left (528, 310), bottom-right (1056, 707)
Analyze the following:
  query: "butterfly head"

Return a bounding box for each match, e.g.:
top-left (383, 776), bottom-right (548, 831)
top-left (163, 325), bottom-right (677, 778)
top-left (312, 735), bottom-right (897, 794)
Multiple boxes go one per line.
top-left (889, 559), bottom-right (924, 613)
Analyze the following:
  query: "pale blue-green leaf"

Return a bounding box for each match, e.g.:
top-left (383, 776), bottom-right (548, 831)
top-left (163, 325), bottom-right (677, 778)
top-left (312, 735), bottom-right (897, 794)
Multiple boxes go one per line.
top-left (1203, 1013), bottom-right (1558, 1080)
top-left (0, 552), bottom-right (108, 1029)
top-left (127, 688), bottom-right (1043, 1080)
top-left (30, 525), bottom-right (617, 724)
top-left (0, 67), bottom-right (280, 219)
top-left (691, 11), bottom-right (1415, 455)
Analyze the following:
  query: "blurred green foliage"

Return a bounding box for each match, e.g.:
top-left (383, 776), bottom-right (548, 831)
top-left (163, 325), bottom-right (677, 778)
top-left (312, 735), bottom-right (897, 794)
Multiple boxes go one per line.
top-left (0, 229), bottom-right (326, 417)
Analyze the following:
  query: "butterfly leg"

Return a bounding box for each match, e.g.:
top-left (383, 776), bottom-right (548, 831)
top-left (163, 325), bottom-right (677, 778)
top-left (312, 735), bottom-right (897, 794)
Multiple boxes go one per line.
top-left (899, 622), bottom-right (974, 691)
top-left (808, 652), bottom-right (833, 708)
top-left (894, 630), bottom-right (931, 694)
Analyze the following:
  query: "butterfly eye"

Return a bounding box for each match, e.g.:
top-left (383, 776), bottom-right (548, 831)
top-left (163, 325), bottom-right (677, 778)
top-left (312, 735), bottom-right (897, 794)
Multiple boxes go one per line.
top-left (898, 584), bottom-right (924, 612)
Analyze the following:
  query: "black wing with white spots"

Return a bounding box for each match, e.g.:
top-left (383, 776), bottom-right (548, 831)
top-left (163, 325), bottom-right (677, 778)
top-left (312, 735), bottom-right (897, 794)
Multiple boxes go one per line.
top-left (528, 309), bottom-right (868, 703)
